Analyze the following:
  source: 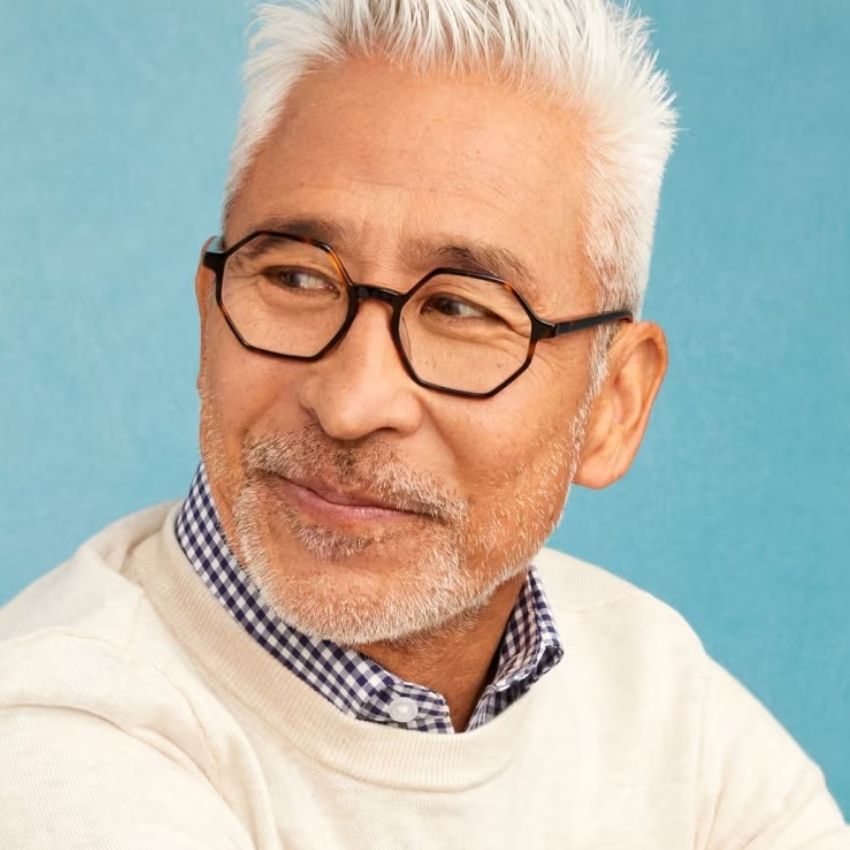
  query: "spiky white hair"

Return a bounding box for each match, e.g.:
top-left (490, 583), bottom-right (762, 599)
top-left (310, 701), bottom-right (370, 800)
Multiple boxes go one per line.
top-left (225, 0), bottom-right (677, 316)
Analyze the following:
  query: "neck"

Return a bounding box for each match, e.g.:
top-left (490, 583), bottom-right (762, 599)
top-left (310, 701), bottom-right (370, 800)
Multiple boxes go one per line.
top-left (354, 571), bottom-right (528, 731)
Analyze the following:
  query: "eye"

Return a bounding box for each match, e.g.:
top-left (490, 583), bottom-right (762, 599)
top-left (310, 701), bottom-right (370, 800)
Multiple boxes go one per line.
top-left (423, 295), bottom-right (499, 321)
top-left (264, 266), bottom-right (338, 292)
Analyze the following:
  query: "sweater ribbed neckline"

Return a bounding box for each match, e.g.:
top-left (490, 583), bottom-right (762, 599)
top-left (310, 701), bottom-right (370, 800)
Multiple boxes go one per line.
top-left (128, 504), bottom-right (536, 792)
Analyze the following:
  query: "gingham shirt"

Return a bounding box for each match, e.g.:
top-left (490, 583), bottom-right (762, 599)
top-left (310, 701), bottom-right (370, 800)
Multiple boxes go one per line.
top-left (175, 464), bottom-right (563, 733)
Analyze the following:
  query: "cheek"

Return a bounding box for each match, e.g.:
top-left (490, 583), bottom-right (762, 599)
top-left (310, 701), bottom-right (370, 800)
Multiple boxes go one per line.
top-left (443, 361), bottom-right (588, 544)
top-left (448, 394), bottom-right (571, 501)
top-left (452, 411), bottom-right (576, 573)
top-left (199, 323), bottom-right (303, 456)
top-left (463, 426), bottom-right (570, 503)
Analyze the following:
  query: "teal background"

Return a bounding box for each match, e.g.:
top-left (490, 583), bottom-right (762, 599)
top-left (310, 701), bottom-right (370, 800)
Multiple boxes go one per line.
top-left (0, 0), bottom-right (847, 816)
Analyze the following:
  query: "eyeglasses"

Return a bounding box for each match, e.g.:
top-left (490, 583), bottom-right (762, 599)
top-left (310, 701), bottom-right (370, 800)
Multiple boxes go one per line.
top-left (202, 231), bottom-right (633, 399)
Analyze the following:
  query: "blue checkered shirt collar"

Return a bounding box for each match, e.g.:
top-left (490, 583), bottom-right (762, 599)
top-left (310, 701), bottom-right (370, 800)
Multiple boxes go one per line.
top-left (175, 463), bottom-right (563, 734)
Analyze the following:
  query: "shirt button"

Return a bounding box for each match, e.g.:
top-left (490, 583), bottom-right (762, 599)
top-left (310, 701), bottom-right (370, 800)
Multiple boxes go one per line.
top-left (388, 697), bottom-right (419, 724)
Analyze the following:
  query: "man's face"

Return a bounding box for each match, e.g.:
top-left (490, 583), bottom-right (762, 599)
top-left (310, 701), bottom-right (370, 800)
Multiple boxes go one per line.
top-left (197, 60), bottom-right (599, 645)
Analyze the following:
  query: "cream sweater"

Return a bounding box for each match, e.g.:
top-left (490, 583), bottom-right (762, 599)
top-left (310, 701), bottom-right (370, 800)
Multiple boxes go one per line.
top-left (0, 504), bottom-right (847, 850)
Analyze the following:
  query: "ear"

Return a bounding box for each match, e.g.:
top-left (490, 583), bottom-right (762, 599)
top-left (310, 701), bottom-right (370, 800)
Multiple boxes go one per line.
top-left (194, 237), bottom-right (218, 394)
top-left (194, 236), bottom-right (218, 317)
top-left (573, 321), bottom-right (668, 489)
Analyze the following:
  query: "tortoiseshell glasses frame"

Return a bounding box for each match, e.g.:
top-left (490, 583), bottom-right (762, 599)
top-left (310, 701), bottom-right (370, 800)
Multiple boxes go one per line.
top-left (202, 230), bottom-right (633, 399)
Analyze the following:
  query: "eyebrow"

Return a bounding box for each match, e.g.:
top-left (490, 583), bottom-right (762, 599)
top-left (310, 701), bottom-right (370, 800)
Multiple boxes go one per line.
top-left (414, 241), bottom-right (533, 285)
top-left (247, 214), bottom-right (350, 247)
top-left (242, 214), bottom-right (538, 288)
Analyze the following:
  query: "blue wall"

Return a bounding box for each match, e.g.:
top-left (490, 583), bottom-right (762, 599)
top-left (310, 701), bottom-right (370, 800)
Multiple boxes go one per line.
top-left (1, 0), bottom-right (848, 815)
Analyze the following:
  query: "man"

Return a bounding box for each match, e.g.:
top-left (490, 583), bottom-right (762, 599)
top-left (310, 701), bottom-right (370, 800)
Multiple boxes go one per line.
top-left (0, 0), bottom-right (846, 847)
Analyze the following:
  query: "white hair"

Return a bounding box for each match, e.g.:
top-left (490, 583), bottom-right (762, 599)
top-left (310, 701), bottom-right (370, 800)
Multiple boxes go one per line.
top-left (225, 0), bottom-right (677, 321)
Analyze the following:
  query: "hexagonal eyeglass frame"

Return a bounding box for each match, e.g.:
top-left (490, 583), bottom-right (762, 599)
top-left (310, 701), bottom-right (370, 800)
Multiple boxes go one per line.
top-left (202, 230), bottom-right (633, 399)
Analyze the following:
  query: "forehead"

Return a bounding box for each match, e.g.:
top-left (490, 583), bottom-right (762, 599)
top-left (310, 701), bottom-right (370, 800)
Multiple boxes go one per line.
top-left (228, 60), bottom-right (593, 310)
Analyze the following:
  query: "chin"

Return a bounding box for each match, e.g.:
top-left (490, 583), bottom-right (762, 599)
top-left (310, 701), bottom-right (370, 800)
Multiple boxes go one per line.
top-left (232, 510), bottom-right (512, 646)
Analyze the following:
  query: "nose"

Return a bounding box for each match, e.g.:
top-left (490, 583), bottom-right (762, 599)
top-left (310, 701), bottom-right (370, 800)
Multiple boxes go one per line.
top-left (297, 299), bottom-right (425, 442)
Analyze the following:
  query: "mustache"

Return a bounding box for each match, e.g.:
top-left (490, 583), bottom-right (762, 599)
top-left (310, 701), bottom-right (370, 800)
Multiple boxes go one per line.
top-left (241, 428), bottom-right (468, 525)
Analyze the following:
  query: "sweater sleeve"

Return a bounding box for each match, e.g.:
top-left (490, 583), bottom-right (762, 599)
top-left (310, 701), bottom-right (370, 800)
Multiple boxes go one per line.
top-left (0, 706), bottom-right (256, 850)
top-left (698, 659), bottom-right (849, 850)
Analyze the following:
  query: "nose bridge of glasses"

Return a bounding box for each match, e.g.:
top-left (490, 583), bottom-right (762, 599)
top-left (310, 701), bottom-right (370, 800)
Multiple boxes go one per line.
top-left (351, 283), bottom-right (407, 312)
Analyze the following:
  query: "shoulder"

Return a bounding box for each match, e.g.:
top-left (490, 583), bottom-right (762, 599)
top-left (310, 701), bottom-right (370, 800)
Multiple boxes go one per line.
top-left (532, 549), bottom-right (850, 841)
top-left (0, 502), bottom-right (240, 790)
top-left (533, 546), bottom-right (707, 674)
top-left (533, 546), bottom-right (645, 610)
top-left (0, 502), bottom-right (200, 727)
top-left (0, 502), bottom-right (177, 644)
top-left (534, 545), bottom-right (695, 625)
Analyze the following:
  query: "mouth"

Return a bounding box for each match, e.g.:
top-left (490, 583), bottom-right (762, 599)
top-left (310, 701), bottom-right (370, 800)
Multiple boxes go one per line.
top-left (261, 472), bottom-right (439, 529)
top-left (288, 475), bottom-right (421, 513)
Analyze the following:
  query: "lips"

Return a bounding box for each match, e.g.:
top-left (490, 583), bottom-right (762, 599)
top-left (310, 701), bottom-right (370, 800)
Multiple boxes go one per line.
top-left (268, 470), bottom-right (455, 525)
top-left (244, 446), bottom-right (461, 524)
top-left (286, 475), bottom-right (415, 514)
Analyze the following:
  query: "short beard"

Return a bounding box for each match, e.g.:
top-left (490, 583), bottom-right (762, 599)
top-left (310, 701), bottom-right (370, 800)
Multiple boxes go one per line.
top-left (229, 428), bottom-right (498, 645)
top-left (200, 387), bottom-right (594, 647)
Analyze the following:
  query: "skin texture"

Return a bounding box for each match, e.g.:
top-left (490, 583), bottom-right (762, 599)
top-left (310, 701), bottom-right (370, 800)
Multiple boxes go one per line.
top-left (195, 59), bottom-right (667, 730)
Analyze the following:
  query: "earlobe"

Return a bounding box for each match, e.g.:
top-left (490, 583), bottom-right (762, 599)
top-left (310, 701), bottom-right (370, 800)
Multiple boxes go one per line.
top-left (574, 322), bottom-right (668, 489)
